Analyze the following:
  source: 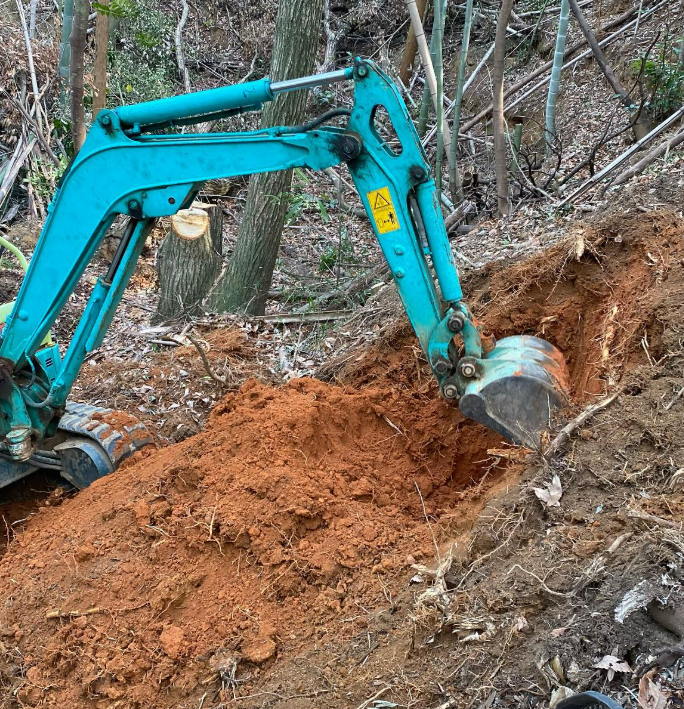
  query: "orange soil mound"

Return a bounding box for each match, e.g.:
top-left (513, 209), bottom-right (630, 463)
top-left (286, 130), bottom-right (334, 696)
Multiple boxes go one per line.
top-left (0, 377), bottom-right (502, 707)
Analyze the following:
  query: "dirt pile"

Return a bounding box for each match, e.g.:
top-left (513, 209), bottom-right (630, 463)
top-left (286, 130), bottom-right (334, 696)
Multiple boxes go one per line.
top-left (1, 210), bottom-right (683, 708)
top-left (0, 375), bottom-right (503, 708)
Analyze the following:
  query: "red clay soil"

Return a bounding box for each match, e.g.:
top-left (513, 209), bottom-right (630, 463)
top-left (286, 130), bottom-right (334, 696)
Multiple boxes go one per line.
top-left (0, 210), bottom-right (682, 708)
top-left (0, 378), bottom-right (504, 708)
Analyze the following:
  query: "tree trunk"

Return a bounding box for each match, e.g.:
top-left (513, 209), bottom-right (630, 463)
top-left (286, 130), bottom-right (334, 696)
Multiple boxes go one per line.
top-left (566, 0), bottom-right (632, 110)
top-left (493, 0), bottom-right (515, 217)
top-left (70, 0), bottom-right (88, 152)
top-left (155, 205), bottom-right (223, 322)
top-left (92, 0), bottom-right (109, 117)
top-left (174, 0), bottom-right (191, 93)
top-left (398, 0), bottom-right (427, 86)
top-left (208, 0), bottom-right (324, 315)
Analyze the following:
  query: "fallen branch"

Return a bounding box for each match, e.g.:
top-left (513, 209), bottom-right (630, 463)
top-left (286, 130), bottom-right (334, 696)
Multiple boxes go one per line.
top-left (1, 89), bottom-right (59, 165)
top-left (557, 104), bottom-right (684, 206)
top-left (46, 600), bottom-right (150, 619)
top-left (612, 128), bottom-right (684, 186)
top-left (627, 507), bottom-right (682, 530)
top-left (255, 310), bottom-right (353, 324)
top-left (0, 137), bottom-right (37, 208)
top-left (296, 263), bottom-right (390, 313)
top-left (444, 199), bottom-right (476, 232)
top-left (46, 606), bottom-right (106, 619)
top-left (568, 0), bottom-right (636, 112)
top-left (186, 332), bottom-right (227, 385)
top-left (544, 388), bottom-right (622, 459)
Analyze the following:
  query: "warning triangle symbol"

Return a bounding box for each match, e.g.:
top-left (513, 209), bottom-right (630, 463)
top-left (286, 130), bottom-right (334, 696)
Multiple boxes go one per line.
top-left (373, 192), bottom-right (391, 209)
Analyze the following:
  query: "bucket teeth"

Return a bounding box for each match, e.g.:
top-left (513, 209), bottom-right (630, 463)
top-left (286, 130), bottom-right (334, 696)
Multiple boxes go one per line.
top-left (458, 335), bottom-right (569, 448)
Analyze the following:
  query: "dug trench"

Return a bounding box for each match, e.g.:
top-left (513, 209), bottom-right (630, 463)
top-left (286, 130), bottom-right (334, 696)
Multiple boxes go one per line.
top-left (0, 209), bottom-right (683, 708)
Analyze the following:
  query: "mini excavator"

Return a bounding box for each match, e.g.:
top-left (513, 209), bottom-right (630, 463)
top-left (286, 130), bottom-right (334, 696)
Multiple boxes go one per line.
top-left (0, 59), bottom-right (569, 491)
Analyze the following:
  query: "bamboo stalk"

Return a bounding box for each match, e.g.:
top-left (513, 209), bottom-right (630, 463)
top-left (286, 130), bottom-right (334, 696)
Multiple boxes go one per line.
top-left (557, 104), bottom-right (684, 206)
top-left (492, 0), bottom-right (515, 217)
top-left (461, 0), bottom-right (666, 133)
top-left (422, 42), bottom-right (494, 146)
top-left (545, 0), bottom-right (570, 155)
top-left (405, 0), bottom-right (452, 149)
top-left (14, 0), bottom-right (43, 134)
top-left (435, 0), bottom-right (446, 193)
top-left (448, 0), bottom-right (474, 202)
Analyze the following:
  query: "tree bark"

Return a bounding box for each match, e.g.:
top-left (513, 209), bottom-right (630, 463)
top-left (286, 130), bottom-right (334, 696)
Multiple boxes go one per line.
top-left (155, 205), bottom-right (223, 322)
top-left (208, 0), bottom-right (324, 315)
top-left (70, 0), bottom-right (88, 152)
top-left (92, 0), bottom-right (109, 117)
top-left (493, 0), bottom-right (515, 217)
top-left (398, 0), bottom-right (427, 86)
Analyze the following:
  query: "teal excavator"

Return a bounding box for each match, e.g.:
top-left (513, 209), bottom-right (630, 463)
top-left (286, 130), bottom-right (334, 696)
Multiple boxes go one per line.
top-left (0, 59), bottom-right (569, 491)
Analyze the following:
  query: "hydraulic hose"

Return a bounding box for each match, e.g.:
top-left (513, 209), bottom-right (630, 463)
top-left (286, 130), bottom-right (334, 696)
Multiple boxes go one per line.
top-left (0, 235), bottom-right (28, 272)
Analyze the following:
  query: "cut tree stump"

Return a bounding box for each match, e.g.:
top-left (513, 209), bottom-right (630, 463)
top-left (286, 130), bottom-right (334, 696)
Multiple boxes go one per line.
top-left (154, 203), bottom-right (223, 323)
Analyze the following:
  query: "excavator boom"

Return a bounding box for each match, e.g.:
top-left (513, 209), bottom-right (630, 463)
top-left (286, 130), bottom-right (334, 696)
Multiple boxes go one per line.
top-left (0, 59), bottom-right (568, 490)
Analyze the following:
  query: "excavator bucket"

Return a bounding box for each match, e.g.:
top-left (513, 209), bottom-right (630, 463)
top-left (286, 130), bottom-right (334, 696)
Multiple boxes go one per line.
top-left (459, 336), bottom-right (570, 448)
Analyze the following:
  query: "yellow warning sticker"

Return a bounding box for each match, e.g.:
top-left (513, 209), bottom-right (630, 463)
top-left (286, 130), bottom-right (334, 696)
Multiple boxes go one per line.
top-left (366, 186), bottom-right (400, 234)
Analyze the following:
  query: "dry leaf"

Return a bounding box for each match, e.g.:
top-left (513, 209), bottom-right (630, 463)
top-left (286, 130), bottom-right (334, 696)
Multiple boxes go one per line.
top-left (533, 475), bottom-right (563, 507)
top-left (550, 687), bottom-right (575, 709)
top-left (638, 670), bottom-right (668, 709)
top-left (593, 654), bottom-right (632, 681)
top-left (514, 616), bottom-right (529, 632)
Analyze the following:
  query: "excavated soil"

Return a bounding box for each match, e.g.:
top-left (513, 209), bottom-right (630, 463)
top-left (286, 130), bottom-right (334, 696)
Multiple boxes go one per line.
top-left (1, 210), bottom-right (683, 708)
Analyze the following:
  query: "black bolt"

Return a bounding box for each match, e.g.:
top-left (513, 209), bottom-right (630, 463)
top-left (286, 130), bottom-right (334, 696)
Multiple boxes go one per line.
top-left (341, 137), bottom-right (360, 160)
top-left (442, 383), bottom-right (459, 400)
top-left (433, 358), bottom-right (451, 376)
top-left (459, 359), bottom-right (478, 379)
top-left (409, 165), bottom-right (428, 183)
top-left (447, 312), bottom-right (465, 333)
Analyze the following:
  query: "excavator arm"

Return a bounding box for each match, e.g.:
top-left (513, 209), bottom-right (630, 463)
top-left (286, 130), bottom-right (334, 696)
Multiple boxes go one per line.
top-left (0, 60), bottom-right (568, 488)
